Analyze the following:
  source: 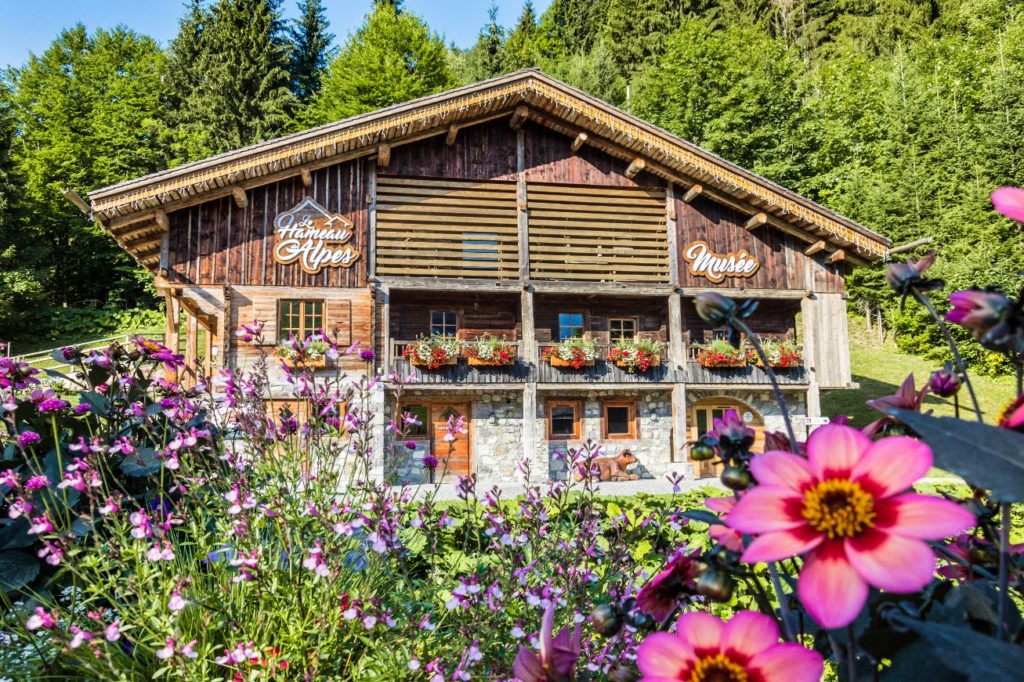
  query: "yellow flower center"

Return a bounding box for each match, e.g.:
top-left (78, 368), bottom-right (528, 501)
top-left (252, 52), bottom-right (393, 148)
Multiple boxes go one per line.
top-left (801, 478), bottom-right (876, 539)
top-left (690, 653), bottom-right (749, 682)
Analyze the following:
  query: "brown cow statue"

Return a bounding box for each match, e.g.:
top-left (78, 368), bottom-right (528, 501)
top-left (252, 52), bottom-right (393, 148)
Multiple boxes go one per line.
top-left (573, 450), bottom-right (640, 482)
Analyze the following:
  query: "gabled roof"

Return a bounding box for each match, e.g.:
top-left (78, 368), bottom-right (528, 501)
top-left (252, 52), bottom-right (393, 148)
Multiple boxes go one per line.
top-left (88, 69), bottom-right (889, 262)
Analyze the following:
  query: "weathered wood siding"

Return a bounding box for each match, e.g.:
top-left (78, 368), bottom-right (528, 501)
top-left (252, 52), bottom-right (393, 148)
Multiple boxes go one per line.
top-left (386, 119), bottom-right (518, 181)
top-left (681, 299), bottom-right (800, 345)
top-left (675, 189), bottom-right (845, 293)
top-left (803, 292), bottom-right (851, 389)
top-left (523, 123), bottom-right (660, 187)
top-left (167, 159), bottom-right (369, 288)
top-left (390, 292), bottom-right (521, 341)
top-left (534, 296), bottom-right (667, 343)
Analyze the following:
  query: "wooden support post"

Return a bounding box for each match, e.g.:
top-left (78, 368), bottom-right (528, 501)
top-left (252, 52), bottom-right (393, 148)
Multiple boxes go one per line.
top-left (744, 212), bottom-right (768, 231)
top-left (184, 310), bottom-right (199, 387)
top-left (682, 184), bottom-right (703, 203)
top-left (517, 127), bottom-right (529, 281)
top-left (231, 187), bottom-right (248, 209)
top-left (219, 284), bottom-right (232, 371)
top-left (666, 182), bottom-right (680, 287)
top-left (367, 157), bottom-right (377, 277)
top-left (522, 382), bottom-right (538, 475)
top-left (801, 295), bottom-right (820, 437)
top-left (668, 292), bottom-right (684, 369)
top-left (380, 285), bottom-right (391, 369)
top-left (570, 132), bottom-right (588, 153)
top-left (671, 383), bottom-right (688, 467)
top-left (804, 240), bottom-right (826, 256)
top-left (300, 167), bottom-right (312, 189)
top-left (164, 294), bottom-right (181, 382)
top-left (510, 105), bottom-right (529, 130)
top-left (154, 209), bottom-right (170, 232)
top-left (445, 125), bottom-right (459, 146)
top-left (521, 287), bottom-right (536, 364)
top-left (159, 232), bottom-right (170, 273)
top-left (376, 143), bottom-right (391, 167)
top-left (826, 249), bottom-right (845, 264)
top-left (625, 157), bottom-right (646, 179)
top-left (61, 187), bottom-right (91, 215)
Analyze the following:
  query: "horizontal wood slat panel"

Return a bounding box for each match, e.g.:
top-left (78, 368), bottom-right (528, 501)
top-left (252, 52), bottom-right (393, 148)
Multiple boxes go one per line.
top-left (526, 183), bottom-right (663, 199)
top-left (377, 176), bottom-right (519, 279)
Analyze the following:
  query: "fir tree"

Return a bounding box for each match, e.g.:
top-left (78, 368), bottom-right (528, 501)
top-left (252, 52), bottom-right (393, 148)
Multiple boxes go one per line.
top-left (288, 0), bottom-right (335, 103)
top-left (504, 1), bottom-right (540, 71)
top-left (163, 0), bottom-right (209, 164)
top-left (310, 3), bottom-right (454, 123)
top-left (536, 0), bottom-right (610, 59)
top-left (463, 3), bottom-right (507, 82)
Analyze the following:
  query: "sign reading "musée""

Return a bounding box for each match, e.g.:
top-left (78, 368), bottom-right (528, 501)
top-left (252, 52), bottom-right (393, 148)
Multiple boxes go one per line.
top-left (273, 198), bottom-right (361, 274)
top-left (683, 240), bottom-right (760, 283)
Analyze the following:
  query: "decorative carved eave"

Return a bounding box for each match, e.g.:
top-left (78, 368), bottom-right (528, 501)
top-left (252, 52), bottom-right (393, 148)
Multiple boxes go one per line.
top-left (87, 69), bottom-right (889, 260)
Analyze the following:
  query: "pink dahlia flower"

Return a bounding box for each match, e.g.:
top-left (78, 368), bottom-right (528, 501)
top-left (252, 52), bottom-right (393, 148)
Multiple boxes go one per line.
top-left (992, 186), bottom-right (1024, 223)
top-left (636, 551), bottom-right (700, 621)
top-left (637, 610), bottom-right (822, 682)
top-left (727, 424), bottom-right (975, 629)
top-left (705, 497), bottom-right (744, 552)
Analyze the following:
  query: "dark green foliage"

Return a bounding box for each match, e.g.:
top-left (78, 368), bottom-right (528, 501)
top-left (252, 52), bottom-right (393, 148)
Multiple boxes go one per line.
top-left (461, 3), bottom-right (506, 82)
top-left (287, 0), bottom-right (335, 103)
top-left (503, 1), bottom-right (540, 71)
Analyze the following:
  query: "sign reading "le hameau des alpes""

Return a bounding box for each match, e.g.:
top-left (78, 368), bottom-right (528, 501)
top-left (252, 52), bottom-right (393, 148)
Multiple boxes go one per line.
top-left (273, 198), bottom-right (361, 274)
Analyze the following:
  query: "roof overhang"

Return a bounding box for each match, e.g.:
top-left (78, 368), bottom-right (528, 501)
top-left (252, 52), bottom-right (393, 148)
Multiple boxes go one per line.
top-left (88, 69), bottom-right (889, 264)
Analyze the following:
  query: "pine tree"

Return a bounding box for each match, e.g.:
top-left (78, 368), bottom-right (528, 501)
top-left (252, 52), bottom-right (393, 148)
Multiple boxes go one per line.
top-left (536, 0), bottom-right (610, 59)
top-left (504, 1), bottom-right (540, 71)
top-left (604, 0), bottom-right (709, 76)
top-left (288, 0), bottom-right (335, 103)
top-left (310, 3), bottom-right (454, 123)
top-left (463, 3), bottom-right (507, 82)
top-left (163, 0), bottom-right (209, 164)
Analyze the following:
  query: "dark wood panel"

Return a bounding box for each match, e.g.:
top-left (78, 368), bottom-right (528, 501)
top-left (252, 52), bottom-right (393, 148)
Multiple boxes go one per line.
top-left (682, 298), bottom-right (799, 345)
top-left (386, 119), bottom-right (518, 181)
top-left (522, 122), bottom-right (660, 187)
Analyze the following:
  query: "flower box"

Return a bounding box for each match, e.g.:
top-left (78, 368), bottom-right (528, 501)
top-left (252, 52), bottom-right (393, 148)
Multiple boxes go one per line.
top-left (694, 340), bottom-right (748, 368)
top-left (276, 335), bottom-right (330, 369)
top-left (280, 356), bottom-right (327, 369)
top-left (404, 335), bottom-right (460, 370)
top-left (462, 335), bottom-right (517, 367)
top-left (409, 356), bottom-right (457, 368)
top-left (542, 337), bottom-right (600, 370)
top-left (615, 355), bottom-right (660, 368)
top-left (467, 356), bottom-right (513, 367)
top-left (549, 355), bottom-right (596, 368)
top-left (753, 339), bottom-right (802, 369)
top-left (608, 338), bottom-right (665, 373)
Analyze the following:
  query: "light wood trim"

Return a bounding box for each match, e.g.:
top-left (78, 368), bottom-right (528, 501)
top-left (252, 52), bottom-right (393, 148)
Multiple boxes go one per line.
top-left (571, 132), bottom-right (588, 153)
top-left (547, 399), bottom-right (582, 440)
top-left (528, 270), bottom-right (668, 282)
top-left (378, 176), bottom-right (516, 191)
top-left (377, 238), bottom-right (517, 250)
top-left (154, 210), bottom-right (170, 232)
top-left (61, 187), bottom-right (91, 214)
top-left (376, 266), bottom-right (513, 278)
top-left (528, 234), bottom-right (666, 248)
top-left (804, 240), bottom-right (826, 256)
top-left (510, 105), bottom-right (529, 130)
top-left (377, 214), bottom-right (517, 227)
top-left (231, 187), bottom-right (248, 209)
top-left (602, 400), bottom-right (638, 440)
top-left (446, 125), bottom-right (459, 146)
top-left (528, 220), bottom-right (668, 233)
top-left (529, 253), bottom-right (668, 266)
top-left (666, 181), bottom-right (680, 287)
top-left (625, 157), bottom-right (647, 179)
top-left (682, 184), bottom-right (703, 203)
top-left (377, 222), bottom-right (519, 235)
top-left (299, 167), bottom-right (312, 188)
top-left (524, 195), bottom-right (664, 209)
top-left (379, 203), bottom-right (517, 217)
top-left (376, 143), bottom-right (391, 168)
top-left (744, 212), bottom-right (768, 231)
top-left (826, 249), bottom-right (846, 264)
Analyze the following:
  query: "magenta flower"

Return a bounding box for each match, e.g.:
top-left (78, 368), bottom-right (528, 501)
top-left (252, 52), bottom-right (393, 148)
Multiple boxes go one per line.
top-left (360, 348), bottom-right (376, 362)
top-left (928, 364), bottom-right (962, 398)
top-left (946, 289), bottom-right (1011, 340)
top-left (637, 611), bottom-right (822, 682)
top-left (25, 607), bottom-right (56, 631)
top-left (422, 455), bottom-right (439, 470)
top-left (999, 395), bottom-right (1024, 431)
top-left (636, 551), bottom-right (700, 621)
top-left (992, 186), bottom-right (1024, 223)
top-left (16, 431), bottom-right (41, 448)
top-left (513, 603), bottom-right (581, 682)
top-left (727, 425), bottom-right (976, 629)
top-left (104, 620), bottom-right (122, 642)
top-left (705, 497), bottom-right (744, 552)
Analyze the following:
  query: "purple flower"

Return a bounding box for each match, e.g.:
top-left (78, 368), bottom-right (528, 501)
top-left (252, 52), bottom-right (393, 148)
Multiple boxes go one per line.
top-left (886, 249), bottom-right (941, 300)
top-left (25, 475), bottom-right (49, 489)
top-left (928, 364), bottom-right (962, 398)
top-left (405, 440), bottom-right (417, 451)
top-left (422, 455), bottom-right (439, 469)
top-left (17, 431), bottom-right (41, 448)
top-left (360, 349), bottom-right (376, 362)
top-left (513, 603), bottom-right (581, 682)
top-left (946, 288), bottom-right (1024, 353)
top-left (37, 397), bottom-right (68, 413)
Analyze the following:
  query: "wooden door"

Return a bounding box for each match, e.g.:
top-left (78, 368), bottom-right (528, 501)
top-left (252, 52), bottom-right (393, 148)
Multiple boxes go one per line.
top-left (687, 401), bottom-right (765, 479)
top-left (431, 403), bottom-right (471, 478)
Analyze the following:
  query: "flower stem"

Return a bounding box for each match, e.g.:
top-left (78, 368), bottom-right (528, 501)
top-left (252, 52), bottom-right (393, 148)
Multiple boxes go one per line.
top-left (998, 503), bottom-right (1011, 641)
top-left (731, 319), bottom-right (798, 454)
top-left (767, 562), bottom-right (797, 642)
top-left (912, 289), bottom-right (983, 422)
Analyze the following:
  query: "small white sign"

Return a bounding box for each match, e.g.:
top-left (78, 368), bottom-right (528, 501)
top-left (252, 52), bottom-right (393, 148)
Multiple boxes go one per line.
top-left (742, 411), bottom-right (754, 423)
top-left (806, 417), bottom-right (831, 426)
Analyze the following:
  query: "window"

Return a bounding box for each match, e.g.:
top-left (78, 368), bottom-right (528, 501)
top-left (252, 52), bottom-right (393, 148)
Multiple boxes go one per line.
top-left (403, 404), bottom-right (429, 437)
top-left (603, 401), bottom-right (637, 439)
top-left (431, 311), bottom-right (457, 336)
top-left (558, 312), bottom-right (584, 341)
top-left (279, 300), bottom-right (323, 340)
top-left (547, 400), bottom-right (581, 439)
top-left (609, 318), bottom-right (637, 342)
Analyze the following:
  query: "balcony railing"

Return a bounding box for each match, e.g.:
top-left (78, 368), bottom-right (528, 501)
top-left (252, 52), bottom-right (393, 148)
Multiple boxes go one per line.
top-left (535, 343), bottom-right (681, 384)
top-left (390, 340), bottom-right (532, 384)
top-left (684, 345), bottom-right (808, 385)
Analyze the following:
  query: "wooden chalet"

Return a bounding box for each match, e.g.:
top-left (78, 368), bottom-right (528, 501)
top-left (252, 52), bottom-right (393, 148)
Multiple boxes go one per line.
top-left (86, 69), bottom-right (889, 482)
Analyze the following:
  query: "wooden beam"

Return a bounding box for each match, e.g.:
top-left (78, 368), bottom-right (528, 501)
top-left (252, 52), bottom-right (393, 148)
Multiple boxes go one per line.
top-left (154, 209), bottom-right (170, 232)
top-left (445, 125), bottom-right (459, 146)
top-left (804, 240), bottom-right (826, 256)
top-left (744, 212), bottom-right (768, 231)
top-left (61, 187), bottom-right (91, 215)
top-left (510, 105), bottom-right (529, 130)
top-left (682, 184), bottom-right (703, 203)
top-left (570, 132), bottom-right (588, 153)
top-left (887, 236), bottom-right (934, 257)
top-left (300, 167), bottom-right (312, 188)
top-left (376, 143), bottom-right (391, 167)
top-left (625, 157), bottom-right (647, 179)
top-left (826, 249), bottom-right (846, 264)
top-left (231, 187), bottom-right (248, 209)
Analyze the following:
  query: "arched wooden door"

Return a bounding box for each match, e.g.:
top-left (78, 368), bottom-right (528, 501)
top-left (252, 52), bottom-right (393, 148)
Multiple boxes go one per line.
top-left (430, 403), bottom-right (471, 478)
top-left (687, 399), bottom-right (765, 479)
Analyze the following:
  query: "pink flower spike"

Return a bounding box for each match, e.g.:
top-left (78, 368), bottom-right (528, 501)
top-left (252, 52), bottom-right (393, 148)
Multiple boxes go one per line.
top-left (992, 186), bottom-right (1024, 223)
top-left (728, 424), bottom-right (976, 629)
top-left (636, 610), bottom-right (822, 682)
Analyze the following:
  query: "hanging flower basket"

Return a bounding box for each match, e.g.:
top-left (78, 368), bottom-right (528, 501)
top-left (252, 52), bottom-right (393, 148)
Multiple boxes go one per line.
top-left (608, 339), bottom-right (664, 373)
top-left (542, 338), bottom-right (599, 369)
top-left (694, 340), bottom-right (747, 368)
top-left (404, 335), bottom-right (459, 369)
top-left (462, 336), bottom-right (517, 367)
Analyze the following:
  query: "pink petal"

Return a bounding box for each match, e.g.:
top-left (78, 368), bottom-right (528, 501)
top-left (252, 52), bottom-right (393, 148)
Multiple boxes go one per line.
top-left (845, 530), bottom-right (936, 593)
top-left (749, 452), bottom-right (814, 490)
top-left (797, 543), bottom-right (869, 629)
top-left (705, 496), bottom-right (735, 514)
top-left (851, 436), bottom-right (932, 497)
top-left (675, 611), bottom-right (724, 652)
top-left (513, 648), bottom-right (544, 682)
top-left (875, 494), bottom-right (976, 539)
top-left (637, 632), bottom-right (692, 679)
top-left (726, 487), bottom-right (805, 534)
top-left (992, 187), bottom-right (1024, 223)
top-left (741, 526), bottom-right (823, 563)
top-left (720, 611), bottom-right (779, 659)
top-left (749, 642), bottom-right (825, 682)
top-left (807, 425), bottom-right (871, 480)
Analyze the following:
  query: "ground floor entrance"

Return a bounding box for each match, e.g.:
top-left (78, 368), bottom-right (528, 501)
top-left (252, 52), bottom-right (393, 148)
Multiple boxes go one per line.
top-left (687, 398), bottom-right (766, 478)
top-left (429, 402), bottom-right (472, 478)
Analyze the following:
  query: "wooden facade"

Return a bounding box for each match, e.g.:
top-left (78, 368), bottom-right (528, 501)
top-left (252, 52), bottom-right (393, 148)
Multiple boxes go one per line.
top-left (88, 70), bottom-right (888, 480)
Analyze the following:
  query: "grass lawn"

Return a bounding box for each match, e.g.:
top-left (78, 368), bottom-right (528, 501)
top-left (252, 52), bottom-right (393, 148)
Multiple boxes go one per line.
top-left (822, 315), bottom-right (1017, 427)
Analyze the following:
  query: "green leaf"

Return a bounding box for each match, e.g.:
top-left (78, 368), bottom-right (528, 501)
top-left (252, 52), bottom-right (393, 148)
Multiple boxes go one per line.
top-left (887, 409), bottom-right (1024, 502)
top-left (682, 509), bottom-right (725, 526)
top-left (0, 518), bottom-right (33, 550)
top-left (120, 447), bottom-right (162, 477)
top-left (78, 391), bottom-right (110, 415)
top-left (0, 550), bottom-right (40, 591)
top-left (891, 614), bottom-right (1024, 681)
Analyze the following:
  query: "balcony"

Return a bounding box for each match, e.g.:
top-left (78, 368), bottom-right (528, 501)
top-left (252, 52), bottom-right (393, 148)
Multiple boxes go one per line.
top-left (390, 339), bottom-right (532, 385)
top-left (683, 345), bottom-right (808, 386)
top-left (535, 342), bottom-right (681, 384)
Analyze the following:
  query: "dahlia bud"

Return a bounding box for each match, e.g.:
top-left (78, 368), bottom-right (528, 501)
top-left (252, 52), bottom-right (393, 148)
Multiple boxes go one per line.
top-left (689, 441), bottom-right (716, 462)
top-left (696, 568), bottom-right (734, 602)
top-left (590, 604), bottom-right (622, 637)
top-left (885, 249), bottom-right (941, 298)
top-left (928, 364), bottom-right (962, 398)
top-left (720, 465), bottom-right (752, 491)
top-left (694, 292), bottom-right (737, 327)
top-left (946, 289), bottom-right (1012, 342)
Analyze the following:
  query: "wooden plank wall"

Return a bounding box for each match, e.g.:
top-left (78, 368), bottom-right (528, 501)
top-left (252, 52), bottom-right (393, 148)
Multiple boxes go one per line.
top-left (675, 187), bottom-right (845, 293)
top-left (523, 122), bottom-right (660, 187)
top-left (807, 292), bottom-right (851, 388)
top-left (534, 295), bottom-right (667, 343)
top-left (526, 183), bottom-right (669, 282)
top-left (386, 119), bottom-right (518, 181)
top-left (375, 177), bottom-right (520, 279)
top-left (167, 159), bottom-right (368, 288)
top-left (390, 291), bottom-right (521, 340)
top-left (682, 298), bottom-right (800, 344)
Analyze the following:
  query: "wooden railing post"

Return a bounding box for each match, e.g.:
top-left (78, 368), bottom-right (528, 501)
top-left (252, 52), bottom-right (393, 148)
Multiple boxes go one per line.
top-left (521, 286), bottom-right (535, 364)
top-left (668, 291), bottom-right (684, 370)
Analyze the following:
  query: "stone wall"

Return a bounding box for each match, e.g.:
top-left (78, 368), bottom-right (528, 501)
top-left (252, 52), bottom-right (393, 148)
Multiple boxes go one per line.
top-left (684, 387), bottom-right (809, 441)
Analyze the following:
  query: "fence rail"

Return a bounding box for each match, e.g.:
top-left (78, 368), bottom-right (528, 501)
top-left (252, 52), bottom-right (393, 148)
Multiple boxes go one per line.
top-left (6, 331), bottom-right (166, 371)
